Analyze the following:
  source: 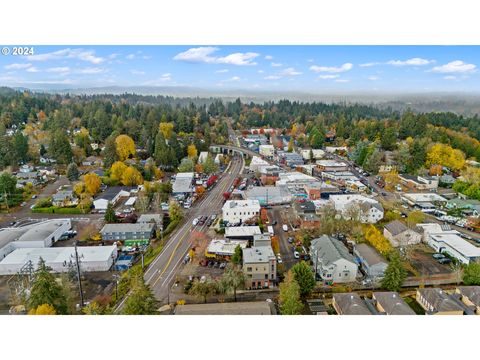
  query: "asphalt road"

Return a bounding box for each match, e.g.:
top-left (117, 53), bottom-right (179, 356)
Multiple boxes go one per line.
top-left (138, 155), bottom-right (245, 305)
top-left (271, 206), bottom-right (296, 271)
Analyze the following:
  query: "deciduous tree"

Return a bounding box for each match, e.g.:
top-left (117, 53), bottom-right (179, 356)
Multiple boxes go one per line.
top-left (381, 253), bottom-right (407, 291)
top-left (115, 134), bottom-right (136, 161)
top-left (279, 271), bottom-right (303, 315)
top-left (84, 172), bottom-right (101, 195)
top-left (291, 261), bottom-right (316, 298)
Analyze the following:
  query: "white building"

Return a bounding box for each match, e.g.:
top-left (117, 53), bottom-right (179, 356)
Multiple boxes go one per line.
top-left (417, 223), bottom-right (480, 264)
top-left (300, 148), bottom-right (325, 160)
top-left (0, 219), bottom-right (72, 260)
top-left (0, 245), bottom-right (117, 275)
top-left (310, 235), bottom-right (358, 284)
top-left (222, 200), bottom-right (261, 224)
top-left (329, 194), bottom-right (384, 223)
top-left (401, 193), bottom-right (448, 208)
top-left (249, 156), bottom-right (270, 172)
top-left (198, 151), bottom-right (209, 164)
top-left (259, 144), bottom-right (275, 158)
top-left (383, 220), bottom-right (422, 247)
top-left (172, 172), bottom-right (194, 196)
top-left (206, 239), bottom-right (248, 257)
top-left (93, 187), bottom-right (132, 211)
top-left (225, 226), bottom-right (262, 240)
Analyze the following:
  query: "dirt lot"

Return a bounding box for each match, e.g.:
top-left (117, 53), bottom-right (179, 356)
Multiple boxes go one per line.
top-left (409, 245), bottom-right (454, 276)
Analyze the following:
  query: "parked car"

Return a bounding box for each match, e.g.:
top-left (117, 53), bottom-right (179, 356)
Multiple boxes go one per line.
top-left (213, 261), bottom-right (220, 268)
top-left (219, 262), bottom-right (226, 269)
top-left (282, 224), bottom-right (289, 232)
top-left (192, 218), bottom-right (199, 226)
top-left (293, 251), bottom-right (300, 259)
top-left (31, 195), bottom-right (37, 199)
top-left (432, 253), bottom-right (445, 259)
top-left (207, 261), bottom-right (214, 268)
top-left (287, 237), bottom-right (294, 244)
top-left (271, 220), bottom-right (277, 226)
top-left (438, 257), bottom-right (452, 265)
top-left (277, 254), bottom-right (283, 264)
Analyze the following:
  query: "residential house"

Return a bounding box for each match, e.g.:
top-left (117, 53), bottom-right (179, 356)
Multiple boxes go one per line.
top-left (293, 200), bottom-right (321, 229)
top-left (456, 286), bottom-right (480, 314)
top-left (137, 214), bottom-right (163, 228)
top-left (329, 194), bottom-right (384, 223)
top-left (372, 292), bottom-right (415, 315)
top-left (310, 235), bottom-right (358, 284)
top-left (354, 243), bottom-right (388, 278)
top-left (332, 293), bottom-right (373, 315)
top-left (383, 220), bottom-right (422, 247)
top-left (416, 288), bottom-right (465, 315)
top-left (52, 189), bottom-right (79, 207)
top-left (242, 246), bottom-right (277, 289)
top-left (93, 187), bottom-right (133, 211)
top-left (82, 156), bottom-right (104, 167)
top-left (446, 198), bottom-right (480, 217)
top-left (100, 222), bottom-right (155, 246)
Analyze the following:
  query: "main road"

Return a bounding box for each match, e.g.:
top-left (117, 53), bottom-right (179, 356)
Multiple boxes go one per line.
top-left (140, 154), bottom-right (244, 304)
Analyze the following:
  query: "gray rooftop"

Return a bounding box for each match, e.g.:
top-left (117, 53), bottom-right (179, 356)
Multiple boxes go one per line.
top-left (172, 172), bottom-right (194, 193)
top-left (355, 244), bottom-right (387, 267)
top-left (417, 288), bottom-right (464, 313)
top-left (373, 292), bottom-right (415, 315)
top-left (456, 286), bottom-right (480, 307)
top-left (137, 214), bottom-right (163, 224)
top-left (100, 222), bottom-right (154, 234)
top-left (243, 246), bottom-right (275, 264)
top-left (311, 235), bottom-right (356, 266)
top-left (384, 220), bottom-right (409, 236)
top-left (333, 293), bottom-right (372, 315)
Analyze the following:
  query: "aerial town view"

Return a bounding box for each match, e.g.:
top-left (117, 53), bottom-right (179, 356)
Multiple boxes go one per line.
top-left (1, 44), bottom-right (480, 317)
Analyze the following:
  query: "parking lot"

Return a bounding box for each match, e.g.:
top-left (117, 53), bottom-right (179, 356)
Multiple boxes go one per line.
top-left (408, 245), bottom-right (454, 276)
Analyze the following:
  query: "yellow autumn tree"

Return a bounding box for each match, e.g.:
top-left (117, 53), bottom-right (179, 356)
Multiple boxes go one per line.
top-left (115, 134), bottom-right (136, 161)
top-left (110, 161), bottom-right (128, 182)
top-left (121, 166), bottom-right (144, 186)
top-left (426, 143), bottom-right (465, 171)
top-left (159, 122), bottom-right (174, 140)
top-left (187, 144), bottom-right (198, 159)
top-left (364, 224), bottom-right (392, 256)
top-left (84, 173), bottom-right (101, 195)
top-left (73, 182), bottom-right (85, 196)
top-left (28, 303), bottom-right (56, 315)
top-left (384, 169), bottom-right (400, 192)
top-left (291, 123), bottom-right (298, 137)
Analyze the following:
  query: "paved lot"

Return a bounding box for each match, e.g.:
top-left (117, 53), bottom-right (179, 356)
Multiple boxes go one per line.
top-left (270, 206), bottom-right (297, 272)
top-left (409, 246), bottom-right (453, 276)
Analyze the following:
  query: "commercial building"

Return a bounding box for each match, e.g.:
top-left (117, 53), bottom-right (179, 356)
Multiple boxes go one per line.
top-left (332, 293), bottom-right (373, 315)
top-left (242, 246), bottom-right (277, 289)
top-left (0, 219), bottom-right (72, 260)
top-left (310, 235), bottom-right (358, 284)
top-left (259, 144), bottom-right (275, 158)
top-left (206, 239), bottom-right (248, 258)
top-left (399, 174), bottom-right (439, 191)
top-left (198, 151), bottom-right (209, 164)
top-left (383, 220), bottom-right (422, 247)
top-left (300, 148), bottom-right (325, 160)
top-left (416, 288), bottom-right (465, 315)
top-left (401, 193), bottom-right (448, 209)
top-left (249, 156), bottom-right (270, 172)
top-left (329, 194), bottom-right (384, 223)
top-left (243, 186), bottom-right (292, 206)
top-left (321, 171), bottom-right (358, 183)
top-left (100, 223), bottom-right (155, 246)
top-left (225, 226), bottom-right (262, 240)
top-left (316, 160), bottom-right (349, 172)
top-left (277, 151), bottom-right (304, 168)
top-left (0, 245), bottom-right (117, 275)
top-left (427, 231), bottom-right (480, 265)
top-left (253, 234), bottom-right (271, 247)
top-left (372, 292), bottom-right (415, 315)
top-left (222, 200), bottom-right (261, 224)
top-left (172, 172), bottom-right (194, 196)
top-left (354, 243), bottom-right (388, 278)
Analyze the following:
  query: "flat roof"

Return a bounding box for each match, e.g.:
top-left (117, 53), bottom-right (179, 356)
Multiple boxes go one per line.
top-left (431, 233), bottom-right (480, 257)
top-left (316, 160), bottom-right (348, 167)
top-left (225, 226), bottom-right (262, 238)
top-left (100, 222), bottom-right (154, 234)
top-left (402, 193), bottom-right (447, 203)
top-left (172, 172), bottom-right (194, 193)
top-left (243, 246), bottom-right (275, 264)
top-left (223, 199), bottom-right (260, 210)
top-left (175, 301), bottom-right (274, 315)
top-left (355, 243), bottom-right (387, 266)
top-left (0, 245), bottom-right (116, 265)
top-left (0, 219), bottom-right (70, 248)
top-left (207, 239), bottom-right (248, 256)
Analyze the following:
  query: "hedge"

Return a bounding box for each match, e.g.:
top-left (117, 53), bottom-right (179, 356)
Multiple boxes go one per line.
top-left (32, 206), bottom-right (90, 214)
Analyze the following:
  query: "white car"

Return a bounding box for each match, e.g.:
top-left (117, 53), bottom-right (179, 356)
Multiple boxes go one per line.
top-left (192, 218), bottom-right (199, 226)
top-left (282, 224), bottom-right (289, 232)
top-left (276, 254), bottom-right (283, 263)
top-left (293, 251), bottom-right (300, 259)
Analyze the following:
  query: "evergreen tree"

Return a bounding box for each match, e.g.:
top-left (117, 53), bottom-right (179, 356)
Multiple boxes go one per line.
top-left (381, 253), bottom-right (407, 291)
top-left (231, 245), bottom-right (243, 266)
top-left (122, 276), bottom-right (158, 315)
top-left (104, 203), bottom-right (117, 223)
top-left (12, 131), bottom-right (29, 164)
top-left (103, 136), bottom-right (118, 169)
top-left (28, 258), bottom-right (68, 314)
top-left (291, 261), bottom-right (316, 298)
top-left (279, 271), bottom-right (303, 315)
top-left (66, 162), bottom-right (79, 181)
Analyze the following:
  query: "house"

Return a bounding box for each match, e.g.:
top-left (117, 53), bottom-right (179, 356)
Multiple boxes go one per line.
top-left (93, 187), bottom-right (132, 211)
top-left (175, 301), bottom-right (275, 315)
top-left (100, 223), bottom-right (155, 246)
top-left (198, 151), bottom-right (209, 164)
top-left (456, 286), bottom-right (480, 314)
top-left (15, 171), bottom-right (42, 187)
top-left (293, 201), bottom-right (321, 229)
top-left (446, 198), bottom-right (480, 217)
top-left (222, 200), bottom-right (260, 224)
top-left (329, 194), bottom-right (384, 223)
top-left (242, 246), bottom-right (277, 289)
top-left (310, 235), bottom-right (358, 284)
top-left (332, 293), bottom-right (373, 315)
top-left (52, 189), bottom-right (79, 207)
top-left (354, 243), bottom-right (388, 278)
top-left (383, 220), bottom-right (422, 247)
top-left (372, 292), bottom-right (415, 315)
top-left (259, 144), bottom-right (275, 158)
top-left (82, 156), bottom-right (104, 167)
top-left (172, 172), bottom-right (194, 196)
top-left (399, 174), bottom-right (439, 191)
top-left (137, 214), bottom-right (163, 227)
top-left (206, 239), bottom-right (248, 258)
top-left (416, 288), bottom-right (465, 315)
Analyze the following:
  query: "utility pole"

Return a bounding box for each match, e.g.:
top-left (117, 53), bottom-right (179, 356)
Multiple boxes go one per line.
top-left (73, 241), bottom-right (85, 308)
